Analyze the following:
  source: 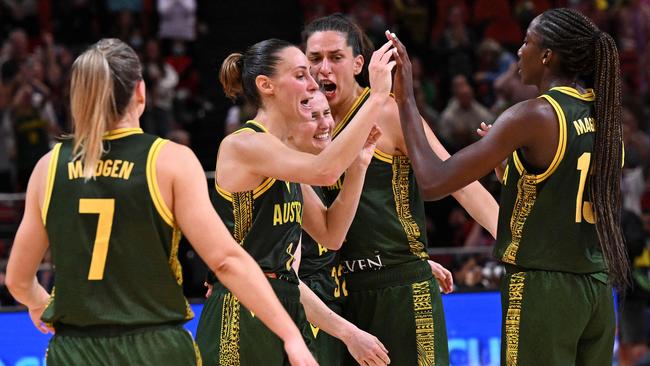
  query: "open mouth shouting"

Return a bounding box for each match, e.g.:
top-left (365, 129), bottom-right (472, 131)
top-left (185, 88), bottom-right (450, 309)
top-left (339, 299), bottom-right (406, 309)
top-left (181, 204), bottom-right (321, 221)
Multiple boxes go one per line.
top-left (320, 80), bottom-right (337, 99)
top-left (300, 97), bottom-right (313, 112)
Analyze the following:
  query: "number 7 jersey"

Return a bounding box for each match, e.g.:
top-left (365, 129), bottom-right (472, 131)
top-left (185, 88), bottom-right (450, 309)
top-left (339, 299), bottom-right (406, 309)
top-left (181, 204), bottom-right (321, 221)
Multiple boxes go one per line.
top-left (494, 87), bottom-right (607, 276)
top-left (41, 128), bottom-right (193, 327)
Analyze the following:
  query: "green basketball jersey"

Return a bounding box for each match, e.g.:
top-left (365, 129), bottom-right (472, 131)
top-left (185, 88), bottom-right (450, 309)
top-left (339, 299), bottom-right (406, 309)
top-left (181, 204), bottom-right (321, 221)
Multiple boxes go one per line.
top-left (494, 87), bottom-right (606, 275)
top-left (41, 128), bottom-right (193, 327)
top-left (325, 88), bottom-right (429, 274)
top-left (211, 121), bottom-right (302, 284)
top-left (299, 186), bottom-right (345, 303)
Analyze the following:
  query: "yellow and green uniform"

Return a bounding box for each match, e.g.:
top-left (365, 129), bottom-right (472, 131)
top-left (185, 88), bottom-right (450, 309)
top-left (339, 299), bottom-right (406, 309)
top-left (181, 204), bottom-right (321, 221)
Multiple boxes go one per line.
top-left (196, 120), bottom-right (311, 366)
top-left (299, 186), bottom-right (344, 366)
top-left (327, 88), bottom-right (448, 365)
top-left (496, 87), bottom-right (614, 366)
top-left (41, 128), bottom-right (200, 365)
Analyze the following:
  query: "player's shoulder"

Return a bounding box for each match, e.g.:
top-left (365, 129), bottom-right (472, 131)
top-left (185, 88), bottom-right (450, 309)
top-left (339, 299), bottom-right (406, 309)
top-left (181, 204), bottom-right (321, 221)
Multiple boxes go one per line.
top-left (502, 98), bottom-right (555, 124)
top-left (221, 127), bottom-right (279, 159)
top-left (157, 140), bottom-right (196, 166)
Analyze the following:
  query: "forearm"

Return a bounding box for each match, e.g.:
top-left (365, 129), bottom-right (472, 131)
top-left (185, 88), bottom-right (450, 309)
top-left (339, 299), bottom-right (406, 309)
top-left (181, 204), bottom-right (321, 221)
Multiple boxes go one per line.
top-left (298, 280), bottom-right (356, 343)
top-left (320, 166), bottom-right (366, 249)
top-left (214, 251), bottom-right (304, 343)
top-left (397, 98), bottom-right (445, 198)
top-left (316, 93), bottom-right (388, 179)
top-left (451, 181), bottom-right (499, 238)
top-left (6, 276), bottom-right (49, 309)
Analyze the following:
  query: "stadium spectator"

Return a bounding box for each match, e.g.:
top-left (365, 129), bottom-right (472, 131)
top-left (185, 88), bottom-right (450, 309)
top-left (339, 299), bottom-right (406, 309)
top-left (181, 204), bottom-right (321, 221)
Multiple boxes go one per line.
top-left (438, 74), bottom-right (494, 152)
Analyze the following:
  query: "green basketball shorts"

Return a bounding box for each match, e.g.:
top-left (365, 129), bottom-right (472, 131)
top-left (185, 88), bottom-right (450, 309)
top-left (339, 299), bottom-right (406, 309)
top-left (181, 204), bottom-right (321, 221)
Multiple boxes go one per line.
top-left (196, 278), bottom-right (313, 365)
top-left (342, 260), bottom-right (449, 365)
top-left (46, 322), bottom-right (201, 366)
top-left (500, 266), bottom-right (614, 366)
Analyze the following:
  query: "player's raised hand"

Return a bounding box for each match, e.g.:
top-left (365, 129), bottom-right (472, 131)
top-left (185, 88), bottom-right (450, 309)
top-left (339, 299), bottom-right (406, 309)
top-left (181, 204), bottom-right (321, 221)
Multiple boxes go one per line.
top-left (476, 122), bottom-right (492, 137)
top-left (385, 31), bottom-right (414, 105)
top-left (368, 40), bottom-right (396, 95)
top-left (353, 125), bottom-right (382, 169)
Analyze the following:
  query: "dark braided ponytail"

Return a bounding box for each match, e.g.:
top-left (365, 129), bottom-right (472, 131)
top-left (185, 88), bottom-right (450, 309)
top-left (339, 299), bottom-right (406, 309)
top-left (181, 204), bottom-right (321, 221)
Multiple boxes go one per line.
top-left (535, 8), bottom-right (629, 289)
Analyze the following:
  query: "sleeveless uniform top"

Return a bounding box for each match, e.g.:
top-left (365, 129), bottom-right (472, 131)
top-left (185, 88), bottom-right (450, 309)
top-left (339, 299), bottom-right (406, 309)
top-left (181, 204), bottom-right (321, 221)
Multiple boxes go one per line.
top-left (41, 128), bottom-right (192, 327)
top-left (210, 120), bottom-right (302, 284)
top-left (298, 186), bottom-right (345, 303)
top-left (494, 87), bottom-right (607, 277)
top-left (324, 88), bottom-right (429, 275)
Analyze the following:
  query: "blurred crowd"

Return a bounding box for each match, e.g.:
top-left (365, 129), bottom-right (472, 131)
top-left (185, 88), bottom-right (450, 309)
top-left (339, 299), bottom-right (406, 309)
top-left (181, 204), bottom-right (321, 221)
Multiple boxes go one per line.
top-left (0, 2), bottom-right (648, 359)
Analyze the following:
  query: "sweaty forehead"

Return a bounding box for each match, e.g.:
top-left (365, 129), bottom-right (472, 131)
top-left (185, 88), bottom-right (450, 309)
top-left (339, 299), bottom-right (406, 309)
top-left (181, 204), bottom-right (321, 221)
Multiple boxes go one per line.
top-left (306, 31), bottom-right (351, 54)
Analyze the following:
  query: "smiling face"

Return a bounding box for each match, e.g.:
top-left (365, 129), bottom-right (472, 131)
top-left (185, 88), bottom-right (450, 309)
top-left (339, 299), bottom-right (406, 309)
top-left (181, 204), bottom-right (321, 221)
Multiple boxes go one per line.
top-left (517, 16), bottom-right (547, 86)
top-left (287, 92), bottom-right (334, 154)
top-left (305, 31), bottom-right (363, 109)
top-left (266, 46), bottom-right (319, 121)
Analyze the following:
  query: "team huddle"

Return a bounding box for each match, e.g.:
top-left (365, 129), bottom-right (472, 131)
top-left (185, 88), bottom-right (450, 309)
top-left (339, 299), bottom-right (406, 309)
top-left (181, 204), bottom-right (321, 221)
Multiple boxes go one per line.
top-left (5, 8), bottom-right (629, 366)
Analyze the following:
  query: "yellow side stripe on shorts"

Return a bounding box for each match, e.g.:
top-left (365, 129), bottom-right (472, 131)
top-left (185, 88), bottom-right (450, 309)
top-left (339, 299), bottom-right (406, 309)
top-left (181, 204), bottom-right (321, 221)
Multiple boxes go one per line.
top-left (505, 272), bottom-right (526, 366)
top-left (412, 280), bottom-right (435, 364)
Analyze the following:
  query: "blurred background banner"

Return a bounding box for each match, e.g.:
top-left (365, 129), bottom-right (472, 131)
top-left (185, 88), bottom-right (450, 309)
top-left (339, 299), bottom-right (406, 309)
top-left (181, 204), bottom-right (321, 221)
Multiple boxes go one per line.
top-left (0, 293), bottom-right (502, 366)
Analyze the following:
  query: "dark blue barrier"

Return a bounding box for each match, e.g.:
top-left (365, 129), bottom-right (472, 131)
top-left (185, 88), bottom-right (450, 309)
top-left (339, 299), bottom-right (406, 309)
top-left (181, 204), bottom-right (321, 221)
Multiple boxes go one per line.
top-left (0, 292), bottom-right (502, 366)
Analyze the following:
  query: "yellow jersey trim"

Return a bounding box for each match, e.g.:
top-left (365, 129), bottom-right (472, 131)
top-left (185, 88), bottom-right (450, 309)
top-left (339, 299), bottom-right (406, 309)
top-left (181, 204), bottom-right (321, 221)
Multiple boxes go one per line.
top-left (246, 120), bottom-right (269, 133)
top-left (42, 143), bottom-right (62, 225)
top-left (215, 177), bottom-right (277, 202)
top-left (536, 94), bottom-right (568, 182)
top-left (512, 152), bottom-right (524, 175)
top-left (550, 86), bottom-right (595, 102)
top-left (216, 184), bottom-right (233, 201)
top-left (332, 87), bottom-right (370, 138)
top-left (215, 120), bottom-right (275, 201)
top-left (373, 148), bottom-right (394, 164)
top-left (146, 138), bottom-right (175, 227)
top-left (253, 177), bottom-right (276, 198)
top-left (233, 127), bottom-right (256, 135)
top-left (103, 128), bottom-right (144, 140)
top-left (513, 95), bottom-right (567, 181)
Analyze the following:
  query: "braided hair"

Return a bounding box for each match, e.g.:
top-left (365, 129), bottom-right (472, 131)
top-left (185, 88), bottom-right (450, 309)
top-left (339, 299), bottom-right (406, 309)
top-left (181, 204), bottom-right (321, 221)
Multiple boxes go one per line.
top-left (534, 8), bottom-right (629, 289)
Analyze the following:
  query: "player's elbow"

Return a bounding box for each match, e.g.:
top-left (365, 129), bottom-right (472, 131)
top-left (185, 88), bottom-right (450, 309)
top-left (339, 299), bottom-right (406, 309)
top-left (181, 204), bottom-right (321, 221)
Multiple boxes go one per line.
top-left (5, 269), bottom-right (26, 298)
top-left (209, 254), bottom-right (239, 279)
top-left (420, 182), bottom-right (448, 201)
top-left (313, 167), bottom-right (341, 187)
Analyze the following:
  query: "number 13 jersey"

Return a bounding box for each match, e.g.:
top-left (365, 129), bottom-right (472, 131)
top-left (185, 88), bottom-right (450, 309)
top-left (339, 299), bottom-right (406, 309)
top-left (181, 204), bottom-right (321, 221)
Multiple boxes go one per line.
top-left (494, 87), bottom-right (607, 276)
top-left (41, 128), bottom-right (192, 327)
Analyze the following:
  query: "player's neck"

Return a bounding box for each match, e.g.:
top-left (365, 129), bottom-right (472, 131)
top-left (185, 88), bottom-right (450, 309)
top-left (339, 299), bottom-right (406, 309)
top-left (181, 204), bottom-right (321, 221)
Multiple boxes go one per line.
top-left (332, 84), bottom-right (365, 123)
top-left (112, 110), bottom-right (140, 131)
top-left (541, 76), bottom-right (578, 94)
top-left (252, 107), bottom-right (291, 141)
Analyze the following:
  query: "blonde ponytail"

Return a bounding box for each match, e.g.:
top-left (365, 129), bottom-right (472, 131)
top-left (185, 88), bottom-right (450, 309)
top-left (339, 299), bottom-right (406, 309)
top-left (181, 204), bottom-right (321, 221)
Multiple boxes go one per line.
top-left (70, 48), bottom-right (117, 179)
top-left (68, 39), bottom-right (142, 180)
